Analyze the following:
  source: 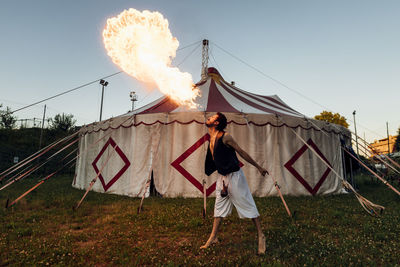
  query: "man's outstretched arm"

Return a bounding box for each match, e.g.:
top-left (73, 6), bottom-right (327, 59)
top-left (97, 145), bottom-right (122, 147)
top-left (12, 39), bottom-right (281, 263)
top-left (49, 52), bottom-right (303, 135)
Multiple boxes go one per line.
top-left (223, 133), bottom-right (269, 176)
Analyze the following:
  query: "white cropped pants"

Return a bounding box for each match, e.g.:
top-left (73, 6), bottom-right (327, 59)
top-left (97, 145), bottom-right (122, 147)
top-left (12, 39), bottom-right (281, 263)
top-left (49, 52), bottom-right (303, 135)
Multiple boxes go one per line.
top-left (214, 169), bottom-right (260, 219)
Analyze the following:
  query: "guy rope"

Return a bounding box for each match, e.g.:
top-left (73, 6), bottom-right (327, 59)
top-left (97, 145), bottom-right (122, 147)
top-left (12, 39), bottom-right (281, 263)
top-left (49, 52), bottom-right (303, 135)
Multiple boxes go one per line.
top-left (355, 135), bottom-right (400, 174)
top-left (352, 137), bottom-right (400, 175)
top-left (343, 146), bottom-right (400, 197)
top-left (0, 137), bottom-right (79, 192)
top-left (5, 139), bottom-right (78, 208)
top-left (6, 155), bottom-right (76, 208)
top-left (307, 117), bottom-right (400, 198)
top-left (0, 131), bottom-right (79, 183)
top-left (296, 116), bottom-right (385, 216)
top-left (3, 115), bottom-right (135, 208)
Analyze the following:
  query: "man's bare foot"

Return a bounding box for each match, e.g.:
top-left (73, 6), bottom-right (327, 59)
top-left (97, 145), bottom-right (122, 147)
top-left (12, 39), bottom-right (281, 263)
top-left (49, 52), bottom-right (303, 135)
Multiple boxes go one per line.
top-left (200, 237), bottom-right (219, 249)
top-left (257, 234), bottom-right (266, 255)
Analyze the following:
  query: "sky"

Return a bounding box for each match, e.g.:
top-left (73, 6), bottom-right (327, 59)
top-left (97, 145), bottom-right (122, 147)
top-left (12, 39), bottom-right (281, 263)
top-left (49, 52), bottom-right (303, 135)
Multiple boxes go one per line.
top-left (0, 0), bottom-right (399, 143)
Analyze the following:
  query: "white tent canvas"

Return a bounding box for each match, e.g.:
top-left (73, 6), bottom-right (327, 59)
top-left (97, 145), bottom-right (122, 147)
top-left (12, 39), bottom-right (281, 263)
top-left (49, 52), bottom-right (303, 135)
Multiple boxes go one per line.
top-left (73, 68), bottom-right (350, 198)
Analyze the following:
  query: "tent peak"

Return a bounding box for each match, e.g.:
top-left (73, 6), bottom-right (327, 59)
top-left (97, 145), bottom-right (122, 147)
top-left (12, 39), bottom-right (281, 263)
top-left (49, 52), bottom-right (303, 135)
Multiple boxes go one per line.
top-left (205, 67), bottom-right (226, 85)
top-left (207, 67), bottom-right (221, 76)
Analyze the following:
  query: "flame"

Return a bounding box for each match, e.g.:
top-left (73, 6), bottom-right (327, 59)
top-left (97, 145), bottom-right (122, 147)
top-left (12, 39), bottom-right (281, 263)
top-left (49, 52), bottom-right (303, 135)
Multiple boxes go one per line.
top-left (103, 9), bottom-right (199, 108)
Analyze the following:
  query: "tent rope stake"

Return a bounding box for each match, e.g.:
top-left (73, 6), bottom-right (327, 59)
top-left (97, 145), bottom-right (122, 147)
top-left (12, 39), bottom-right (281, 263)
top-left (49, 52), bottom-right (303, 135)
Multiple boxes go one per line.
top-left (273, 180), bottom-right (293, 218)
top-left (202, 179), bottom-right (207, 219)
top-left (7, 171), bottom-right (56, 208)
top-left (137, 180), bottom-right (150, 214)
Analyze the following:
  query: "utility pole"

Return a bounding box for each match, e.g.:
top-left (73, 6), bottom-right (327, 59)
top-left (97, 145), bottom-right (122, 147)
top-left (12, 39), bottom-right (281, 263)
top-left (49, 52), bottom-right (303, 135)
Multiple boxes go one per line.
top-left (387, 122), bottom-right (390, 155)
top-left (99, 79), bottom-right (109, 121)
top-left (39, 105), bottom-right (46, 149)
top-left (353, 110), bottom-right (359, 156)
top-left (201, 39), bottom-right (209, 81)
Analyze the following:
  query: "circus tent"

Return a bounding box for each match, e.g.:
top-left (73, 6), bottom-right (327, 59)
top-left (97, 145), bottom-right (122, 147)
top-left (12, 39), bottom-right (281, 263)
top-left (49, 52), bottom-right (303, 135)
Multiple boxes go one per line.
top-left (73, 67), bottom-right (350, 197)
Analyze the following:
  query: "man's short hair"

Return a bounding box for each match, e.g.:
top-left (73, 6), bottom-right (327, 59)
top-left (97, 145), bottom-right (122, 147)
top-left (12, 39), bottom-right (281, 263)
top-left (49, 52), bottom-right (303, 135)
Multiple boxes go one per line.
top-left (216, 112), bottom-right (227, 131)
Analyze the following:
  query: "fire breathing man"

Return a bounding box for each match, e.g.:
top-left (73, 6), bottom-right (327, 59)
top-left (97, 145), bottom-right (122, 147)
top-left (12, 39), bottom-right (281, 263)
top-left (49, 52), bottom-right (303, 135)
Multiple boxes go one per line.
top-left (200, 112), bottom-right (269, 255)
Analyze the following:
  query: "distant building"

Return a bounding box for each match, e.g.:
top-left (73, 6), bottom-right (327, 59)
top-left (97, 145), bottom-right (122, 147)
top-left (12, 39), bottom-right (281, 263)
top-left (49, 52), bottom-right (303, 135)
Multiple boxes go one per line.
top-left (369, 135), bottom-right (398, 156)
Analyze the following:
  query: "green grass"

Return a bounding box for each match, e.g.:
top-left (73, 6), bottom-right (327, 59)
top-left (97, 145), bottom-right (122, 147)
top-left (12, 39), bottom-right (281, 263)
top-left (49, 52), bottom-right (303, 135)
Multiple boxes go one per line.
top-left (1, 174), bottom-right (400, 266)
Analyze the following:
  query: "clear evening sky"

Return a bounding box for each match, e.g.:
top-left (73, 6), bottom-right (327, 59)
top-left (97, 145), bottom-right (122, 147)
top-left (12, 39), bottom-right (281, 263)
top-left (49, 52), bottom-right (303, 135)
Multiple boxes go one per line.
top-left (0, 0), bottom-right (399, 143)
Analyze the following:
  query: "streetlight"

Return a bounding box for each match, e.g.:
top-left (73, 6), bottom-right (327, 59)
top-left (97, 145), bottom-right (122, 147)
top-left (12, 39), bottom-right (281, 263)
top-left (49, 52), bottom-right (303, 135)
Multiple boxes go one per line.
top-left (130, 91), bottom-right (138, 111)
top-left (99, 79), bottom-right (109, 121)
top-left (353, 110), bottom-right (359, 156)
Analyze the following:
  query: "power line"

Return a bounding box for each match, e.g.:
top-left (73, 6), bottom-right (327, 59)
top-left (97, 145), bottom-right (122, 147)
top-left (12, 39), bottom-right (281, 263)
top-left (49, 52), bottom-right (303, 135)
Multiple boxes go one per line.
top-left (209, 48), bottom-right (232, 84)
top-left (211, 41), bottom-right (390, 140)
top-left (212, 41), bottom-right (329, 111)
top-left (9, 71), bottom-right (122, 115)
top-left (177, 40), bottom-right (202, 51)
top-left (176, 43), bottom-right (201, 67)
top-left (7, 40), bottom-right (202, 116)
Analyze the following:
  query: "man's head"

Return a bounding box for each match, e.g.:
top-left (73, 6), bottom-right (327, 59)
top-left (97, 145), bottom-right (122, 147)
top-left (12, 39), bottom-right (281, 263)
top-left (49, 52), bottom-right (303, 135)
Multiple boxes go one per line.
top-left (206, 112), bottom-right (227, 131)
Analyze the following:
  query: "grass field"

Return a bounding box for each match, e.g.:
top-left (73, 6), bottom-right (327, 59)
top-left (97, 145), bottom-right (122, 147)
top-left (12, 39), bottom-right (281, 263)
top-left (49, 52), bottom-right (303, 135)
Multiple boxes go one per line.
top-left (1, 174), bottom-right (399, 266)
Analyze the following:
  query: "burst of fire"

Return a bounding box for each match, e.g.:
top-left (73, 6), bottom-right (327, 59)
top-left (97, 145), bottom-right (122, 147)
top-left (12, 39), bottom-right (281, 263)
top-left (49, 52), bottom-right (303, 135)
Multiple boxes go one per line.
top-left (103, 9), bottom-right (199, 108)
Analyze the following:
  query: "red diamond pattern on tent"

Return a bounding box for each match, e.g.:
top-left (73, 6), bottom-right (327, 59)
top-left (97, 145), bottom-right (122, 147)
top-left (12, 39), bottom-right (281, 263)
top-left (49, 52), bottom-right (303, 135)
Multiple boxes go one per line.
top-left (284, 138), bottom-right (332, 195)
top-left (92, 137), bottom-right (130, 192)
top-left (171, 133), bottom-right (243, 196)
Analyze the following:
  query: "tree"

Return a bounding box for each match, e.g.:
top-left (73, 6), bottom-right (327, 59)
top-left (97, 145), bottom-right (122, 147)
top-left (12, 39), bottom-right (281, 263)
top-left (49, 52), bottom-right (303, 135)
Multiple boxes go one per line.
top-left (314, 111), bottom-right (349, 128)
top-left (49, 113), bottom-right (77, 132)
top-left (0, 104), bottom-right (17, 129)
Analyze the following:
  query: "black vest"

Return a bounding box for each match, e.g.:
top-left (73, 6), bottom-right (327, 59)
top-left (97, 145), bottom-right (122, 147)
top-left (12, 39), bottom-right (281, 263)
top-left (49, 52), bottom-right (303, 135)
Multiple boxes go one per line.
top-left (205, 133), bottom-right (240, 176)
